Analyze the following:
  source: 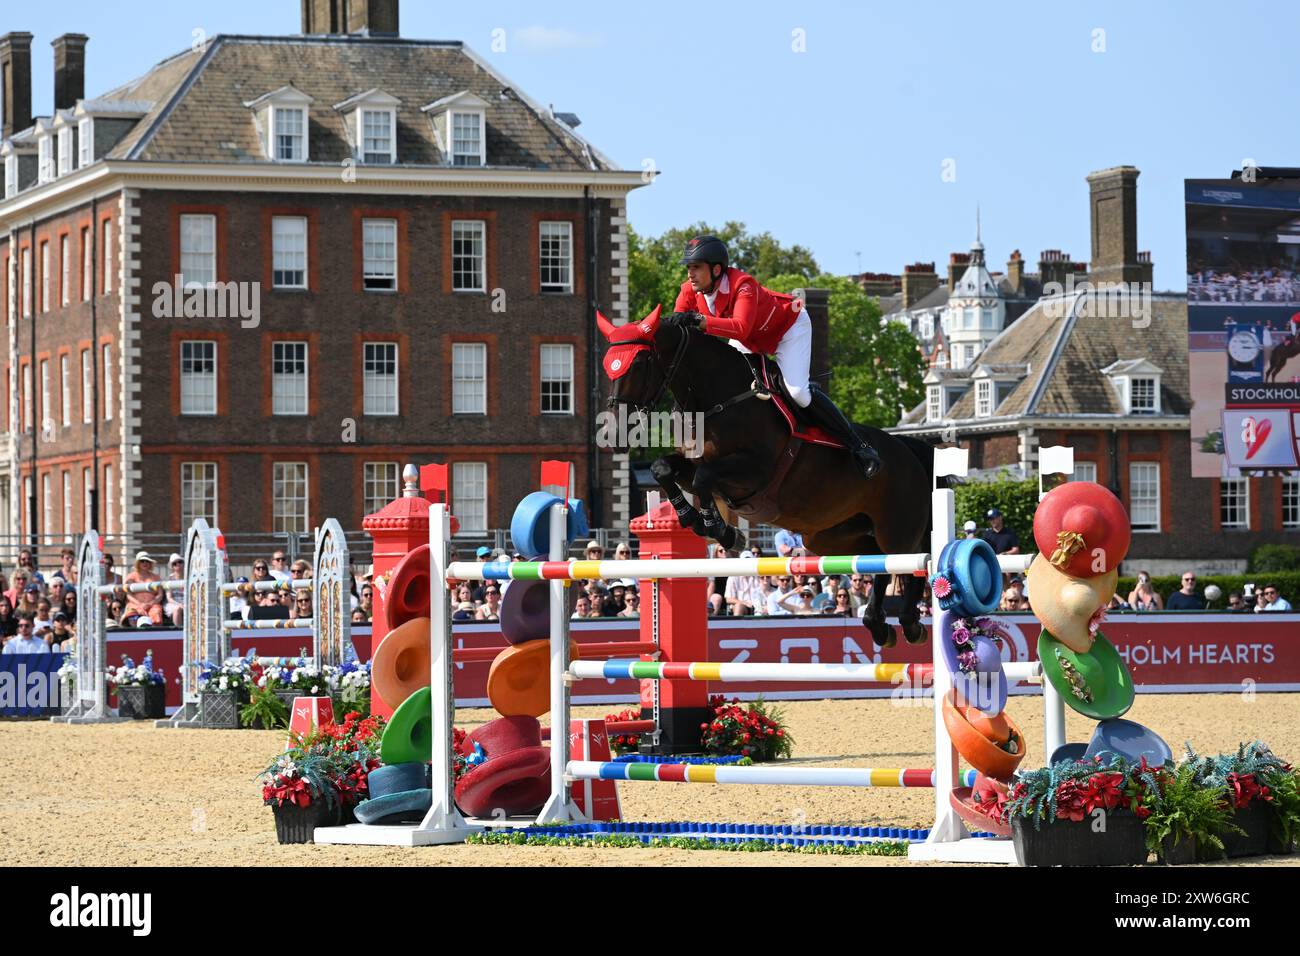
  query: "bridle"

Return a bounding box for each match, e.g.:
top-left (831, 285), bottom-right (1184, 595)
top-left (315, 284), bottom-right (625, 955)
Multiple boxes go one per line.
top-left (621, 325), bottom-right (767, 421)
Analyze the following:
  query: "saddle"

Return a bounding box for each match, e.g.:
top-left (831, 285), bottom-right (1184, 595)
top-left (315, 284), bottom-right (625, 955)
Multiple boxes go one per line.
top-left (719, 356), bottom-right (846, 524)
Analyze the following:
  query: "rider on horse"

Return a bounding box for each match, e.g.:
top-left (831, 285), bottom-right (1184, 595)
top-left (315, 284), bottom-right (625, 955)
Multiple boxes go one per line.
top-left (664, 234), bottom-right (883, 479)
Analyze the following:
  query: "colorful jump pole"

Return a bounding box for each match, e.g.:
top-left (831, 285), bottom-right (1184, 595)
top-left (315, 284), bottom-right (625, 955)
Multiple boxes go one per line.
top-left (569, 762), bottom-right (981, 788)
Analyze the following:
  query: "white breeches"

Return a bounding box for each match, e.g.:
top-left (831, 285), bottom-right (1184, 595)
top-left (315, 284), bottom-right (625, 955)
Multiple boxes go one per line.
top-left (726, 311), bottom-right (813, 407)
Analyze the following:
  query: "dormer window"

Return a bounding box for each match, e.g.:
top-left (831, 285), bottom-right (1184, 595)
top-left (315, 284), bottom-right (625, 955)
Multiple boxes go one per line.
top-left (38, 135), bottom-right (54, 183)
top-left (78, 118), bottom-right (93, 168)
top-left (334, 90), bottom-right (400, 165)
top-left (1101, 359), bottom-right (1163, 416)
top-left (927, 385), bottom-right (944, 423)
top-left (57, 127), bottom-right (74, 177)
top-left (975, 379), bottom-right (992, 418)
top-left (244, 86), bottom-right (314, 163)
top-left (1130, 377), bottom-right (1157, 414)
top-left (422, 91), bottom-right (489, 167)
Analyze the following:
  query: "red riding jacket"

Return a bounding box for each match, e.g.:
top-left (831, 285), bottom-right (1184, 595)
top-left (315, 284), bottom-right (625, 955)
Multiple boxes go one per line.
top-left (673, 267), bottom-right (801, 356)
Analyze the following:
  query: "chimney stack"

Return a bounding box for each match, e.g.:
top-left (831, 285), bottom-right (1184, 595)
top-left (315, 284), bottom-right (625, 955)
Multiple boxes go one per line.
top-left (0, 31), bottom-right (34, 139)
top-left (1006, 250), bottom-right (1024, 295)
top-left (52, 34), bottom-right (88, 113)
top-left (1038, 250), bottom-right (1079, 291)
top-left (947, 252), bottom-right (970, 293)
top-left (303, 0), bottom-right (399, 35)
top-left (901, 262), bottom-right (938, 308)
top-left (1086, 165), bottom-right (1144, 287)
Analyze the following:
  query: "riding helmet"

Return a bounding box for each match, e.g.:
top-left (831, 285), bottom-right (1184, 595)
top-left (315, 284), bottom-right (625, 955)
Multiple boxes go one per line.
top-left (680, 235), bottom-right (729, 269)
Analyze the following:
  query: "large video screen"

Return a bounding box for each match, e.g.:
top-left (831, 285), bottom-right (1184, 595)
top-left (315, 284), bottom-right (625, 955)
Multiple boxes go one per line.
top-left (1186, 179), bottom-right (1300, 477)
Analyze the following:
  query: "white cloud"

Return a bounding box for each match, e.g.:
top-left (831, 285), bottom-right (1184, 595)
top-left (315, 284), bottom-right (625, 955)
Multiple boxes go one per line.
top-left (513, 26), bottom-right (604, 51)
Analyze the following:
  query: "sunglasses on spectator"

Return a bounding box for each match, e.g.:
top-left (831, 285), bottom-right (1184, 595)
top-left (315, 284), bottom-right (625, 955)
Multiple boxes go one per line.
top-left (254, 564), bottom-right (268, 571)
top-left (17, 622), bottom-right (32, 630)
top-left (272, 556), bottom-right (286, 563)
top-left (1265, 589), bottom-right (1278, 596)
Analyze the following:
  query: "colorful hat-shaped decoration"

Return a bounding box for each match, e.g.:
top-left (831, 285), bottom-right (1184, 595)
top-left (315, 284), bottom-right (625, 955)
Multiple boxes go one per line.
top-left (1033, 481), bottom-right (1131, 579)
top-left (499, 579), bottom-right (550, 645)
top-left (930, 538), bottom-right (1002, 617)
top-left (510, 492), bottom-right (591, 561)
top-left (1037, 630), bottom-right (1134, 721)
top-left (949, 772), bottom-right (1012, 838)
top-left (454, 716), bottom-right (551, 819)
top-left (941, 691), bottom-right (1026, 780)
top-left (1084, 718), bottom-right (1172, 766)
top-left (1025, 554), bottom-right (1117, 653)
top-left (371, 615), bottom-right (431, 710)
top-left (939, 614), bottom-right (1009, 717)
top-left (385, 544), bottom-right (431, 629)
top-left (380, 686), bottom-right (433, 764)
top-left (353, 761), bottom-right (432, 825)
top-left (487, 638), bottom-right (580, 718)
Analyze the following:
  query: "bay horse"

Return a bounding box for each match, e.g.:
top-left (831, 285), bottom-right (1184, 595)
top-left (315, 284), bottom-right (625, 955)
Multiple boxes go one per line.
top-left (598, 305), bottom-right (938, 648)
top-left (1266, 336), bottom-right (1300, 382)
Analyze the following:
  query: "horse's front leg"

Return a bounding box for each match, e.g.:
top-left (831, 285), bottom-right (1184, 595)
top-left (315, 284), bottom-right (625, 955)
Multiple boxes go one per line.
top-left (690, 456), bottom-right (753, 552)
top-left (650, 455), bottom-right (706, 536)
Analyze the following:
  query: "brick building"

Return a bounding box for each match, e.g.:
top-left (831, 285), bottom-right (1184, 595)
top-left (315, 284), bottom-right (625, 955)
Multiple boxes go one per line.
top-left (0, 2), bottom-right (646, 549)
top-left (892, 166), bottom-right (1300, 573)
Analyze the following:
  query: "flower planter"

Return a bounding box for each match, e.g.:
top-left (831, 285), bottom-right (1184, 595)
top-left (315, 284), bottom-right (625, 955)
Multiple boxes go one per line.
top-left (200, 689), bottom-right (249, 729)
top-left (274, 690), bottom-right (300, 713)
top-left (271, 800), bottom-right (335, 844)
top-left (1221, 801), bottom-right (1270, 858)
top-left (116, 684), bottom-right (166, 720)
top-left (1156, 833), bottom-right (1197, 866)
top-left (1011, 810), bottom-right (1148, 867)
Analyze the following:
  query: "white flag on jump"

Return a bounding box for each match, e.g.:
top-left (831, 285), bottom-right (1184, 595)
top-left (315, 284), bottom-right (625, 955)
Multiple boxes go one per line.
top-left (1039, 445), bottom-right (1075, 477)
top-left (933, 446), bottom-right (969, 479)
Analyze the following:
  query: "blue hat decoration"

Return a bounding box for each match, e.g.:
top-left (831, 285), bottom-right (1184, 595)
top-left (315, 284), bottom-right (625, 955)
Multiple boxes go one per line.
top-left (930, 538), bottom-right (1002, 616)
top-left (509, 492), bottom-right (590, 561)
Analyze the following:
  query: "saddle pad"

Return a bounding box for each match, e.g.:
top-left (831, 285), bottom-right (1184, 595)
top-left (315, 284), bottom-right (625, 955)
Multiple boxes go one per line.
top-left (752, 357), bottom-right (844, 449)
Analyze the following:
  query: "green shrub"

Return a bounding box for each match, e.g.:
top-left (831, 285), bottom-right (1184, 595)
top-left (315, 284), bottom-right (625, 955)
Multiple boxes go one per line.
top-left (1248, 543), bottom-right (1300, 574)
top-left (954, 475), bottom-right (1039, 544)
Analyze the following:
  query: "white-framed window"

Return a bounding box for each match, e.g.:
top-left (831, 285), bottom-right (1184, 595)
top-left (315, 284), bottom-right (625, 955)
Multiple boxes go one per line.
top-left (361, 109), bottom-right (395, 164)
top-left (1130, 377), bottom-right (1157, 414)
top-left (272, 341), bottom-right (309, 416)
top-left (21, 247), bottom-right (32, 316)
top-left (452, 462), bottom-right (487, 532)
top-left (60, 235), bottom-right (69, 306)
top-left (60, 354), bottom-right (70, 428)
top-left (451, 111), bottom-right (484, 166)
top-left (62, 471), bottom-right (71, 536)
top-left (272, 462), bottom-right (309, 533)
top-left (38, 135), bottom-right (53, 183)
top-left (80, 227), bottom-right (91, 301)
top-left (926, 385), bottom-right (943, 423)
top-left (42, 473), bottom-right (52, 545)
top-left (539, 221), bottom-right (573, 293)
top-left (1284, 477), bottom-right (1300, 529)
top-left (272, 216), bottom-right (308, 289)
top-left (40, 241), bottom-right (49, 313)
top-left (180, 340), bottom-right (217, 415)
top-left (181, 462), bottom-right (218, 527)
top-left (1219, 478), bottom-right (1250, 530)
top-left (180, 214), bottom-right (217, 287)
top-left (363, 462), bottom-right (400, 516)
top-left (975, 379), bottom-right (992, 417)
top-left (362, 342), bottom-right (399, 415)
top-left (451, 343), bottom-right (486, 414)
top-left (273, 107), bottom-right (307, 162)
top-left (81, 350), bottom-right (92, 424)
top-left (102, 344), bottom-right (114, 420)
top-left (1070, 462), bottom-right (1098, 484)
top-left (82, 467), bottom-right (92, 533)
top-left (78, 118), bottom-right (93, 168)
top-left (103, 463), bottom-right (114, 536)
top-left (39, 359), bottom-right (50, 433)
top-left (22, 364), bottom-right (32, 431)
top-left (1129, 462), bottom-right (1161, 532)
top-left (540, 344), bottom-right (574, 415)
top-left (451, 220), bottom-right (486, 292)
top-left (57, 128), bottom-right (73, 177)
top-left (102, 219), bottom-right (113, 293)
top-left (362, 218), bottom-right (397, 291)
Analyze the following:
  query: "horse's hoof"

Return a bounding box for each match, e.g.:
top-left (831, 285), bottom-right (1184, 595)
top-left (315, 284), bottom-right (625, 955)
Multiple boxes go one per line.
top-left (902, 619), bottom-right (928, 645)
top-left (864, 618), bottom-right (895, 648)
top-left (725, 528), bottom-right (747, 553)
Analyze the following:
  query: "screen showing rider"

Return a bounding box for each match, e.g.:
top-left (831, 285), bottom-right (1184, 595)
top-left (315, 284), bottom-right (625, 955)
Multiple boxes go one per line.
top-left (664, 235), bottom-right (881, 479)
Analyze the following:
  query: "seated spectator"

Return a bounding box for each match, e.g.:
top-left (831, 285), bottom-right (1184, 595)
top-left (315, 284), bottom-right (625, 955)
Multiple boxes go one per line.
top-left (32, 600), bottom-right (55, 635)
top-left (165, 553), bottom-right (186, 627)
top-left (961, 520), bottom-right (979, 540)
top-left (980, 508), bottom-right (1021, 555)
top-left (0, 596), bottom-right (17, 638)
top-left (53, 547), bottom-right (77, 584)
top-left (1256, 584), bottom-right (1293, 612)
top-left (358, 582), bottom-right (374, 619)
top-left (60, 588), bottom-right (77, 620)
top-left (452, 601), bottom-right (476, 622)
top-left (351, 608), bottom-right (369, 624)
top-left (707, 545), bottom-right (732, 616)
top-left (776, 585), bottom-right (818, 616)
top-left (291, 590), bottom-right (313, 621)
top-left (1107, 593), bottom-right (1131, 611)
top-left (605, 581), bottom-right (632, 617)
top-left (247, 588), bottom-right (290, 621)
top-left (17, 583), bottom-right (42, 618)
top-left (618, 590), bottom-right (641, 618)
top-left (724, 552), bottom-right (765, 616)
top-left (16, 548), bottom-right (36, 576)
top-left (829, 588), bottom-right (854, 616)
top-left (612, 541), bottom-right (633, 561)
top-left (1165, 571), bottom-right (1206, 611)
top-left (102, 554), bottom-right (121, 588)
top-left (766, 575), bottom-right (797, 615)
top-left (47, 613), bottom-right (73, 651)
top-left (229, 576), bottom-right (252, 618)
top-left (250, 558), bottom-right (273, 588)
top-left (584, 539), bottom-right (604, 564)
top-left (1127, 571), bottom-right (1163, 611)
top-left (2, 617), bottom-right (48, 654)
top-left (454, 584), bottom-right (475, 611)
top-left (1226, 591), bottom-right (1248, 612)
top-left (106, 599), bottom-right (126, 627)
top-left (49, 578), bottom-right (67, 607)
top-left (6, 570), bottom-right (31, 608)
top-left (268, 551), bottom-right (291, 582)
top-left (846, 574), bottom-right (872, 616)
top-left (476, 586), bottom-right (502, 621)
top-left (572, 596), bottom-right (593, 620)
top-left (122, 552), bottom-right (166, 627)
top-left (290, 559), bottom-right (311, 581)
top-left (774, 528), bottom-right (804, 557)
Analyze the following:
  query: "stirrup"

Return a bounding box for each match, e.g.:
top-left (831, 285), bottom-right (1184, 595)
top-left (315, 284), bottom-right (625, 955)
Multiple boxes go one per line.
top-left (751, 378), bottom-right (771, 401)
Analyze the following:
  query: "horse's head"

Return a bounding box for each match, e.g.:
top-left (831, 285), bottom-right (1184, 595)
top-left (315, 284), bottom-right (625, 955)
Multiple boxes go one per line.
top-left (598, 305), bottom-right (675, 410)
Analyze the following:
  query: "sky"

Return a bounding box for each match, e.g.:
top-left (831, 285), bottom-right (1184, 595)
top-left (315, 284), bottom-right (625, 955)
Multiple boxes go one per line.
top-left (10, 1), bottom-right (1300, 290)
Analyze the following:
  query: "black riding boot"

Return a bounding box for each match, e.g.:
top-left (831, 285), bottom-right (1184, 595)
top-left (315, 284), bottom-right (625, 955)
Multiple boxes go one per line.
top-left (805, 387), bottom-right (882, 479)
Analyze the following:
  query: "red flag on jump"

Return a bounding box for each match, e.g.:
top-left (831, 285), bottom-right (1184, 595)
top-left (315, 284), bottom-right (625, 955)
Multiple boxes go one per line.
top-left (540, 460), bottom-right (571, 501)
top-left (421, 463), bottom-right (448, 503)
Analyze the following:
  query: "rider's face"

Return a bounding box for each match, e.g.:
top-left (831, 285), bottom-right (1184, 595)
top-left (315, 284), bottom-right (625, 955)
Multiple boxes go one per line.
top-left (687, 261), bottom-right (718, 292)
